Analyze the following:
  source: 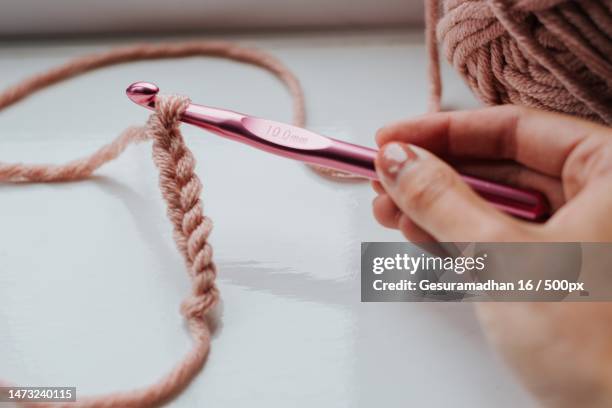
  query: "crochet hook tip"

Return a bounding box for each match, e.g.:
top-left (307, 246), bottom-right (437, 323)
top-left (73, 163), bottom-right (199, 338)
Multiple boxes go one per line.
top-left (126, 82), bottom-right (159, 107)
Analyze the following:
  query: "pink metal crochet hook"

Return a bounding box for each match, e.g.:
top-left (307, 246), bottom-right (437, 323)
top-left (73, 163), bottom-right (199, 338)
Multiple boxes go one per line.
top-left (126, 82), bottom-right (550, 222)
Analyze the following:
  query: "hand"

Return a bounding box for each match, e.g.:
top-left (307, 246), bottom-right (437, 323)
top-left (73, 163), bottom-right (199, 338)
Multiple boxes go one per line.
top-left (372, 105), bottom-right (612, 407)
top-left (372, 105), bottom-right (612, 242)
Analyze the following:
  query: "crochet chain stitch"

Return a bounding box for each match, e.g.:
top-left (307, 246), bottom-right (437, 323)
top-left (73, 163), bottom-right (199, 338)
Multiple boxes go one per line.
top-left (0, 41), bottom-right (317, 408)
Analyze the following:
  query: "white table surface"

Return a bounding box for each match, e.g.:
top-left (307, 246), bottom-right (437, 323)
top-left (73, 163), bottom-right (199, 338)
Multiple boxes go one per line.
top-left (0, 29), bottom-right (535, 407)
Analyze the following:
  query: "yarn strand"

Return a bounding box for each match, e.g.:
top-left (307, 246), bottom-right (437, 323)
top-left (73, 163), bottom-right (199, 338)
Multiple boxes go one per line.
top-left (0, 41), bottom-right (307, 408)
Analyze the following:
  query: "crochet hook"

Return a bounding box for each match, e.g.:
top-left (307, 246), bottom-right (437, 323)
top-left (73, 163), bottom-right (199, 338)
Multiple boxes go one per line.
top-left (126, 81), bottom-right (550, 222)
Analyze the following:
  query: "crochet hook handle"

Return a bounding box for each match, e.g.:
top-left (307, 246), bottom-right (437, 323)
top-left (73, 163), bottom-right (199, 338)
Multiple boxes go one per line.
top-left (127, 82), bottom-right (550, 222)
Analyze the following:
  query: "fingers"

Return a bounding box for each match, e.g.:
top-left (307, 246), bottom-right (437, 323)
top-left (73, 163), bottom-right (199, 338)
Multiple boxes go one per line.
top-left (397, 215), bottom-right (436, 243)
top-left (375, 142), bottom-right (526, 241)
top-left (374, 106), bottom-right (612, 242)
top-left (372, 194), bottom-right (400, 228)
top-left (377, 105), bottom-right (606, 177)
top-left (372, 179), bottom-right (414, 231)
top-left (560, 131), bottom-right (612, 199)
top-left (452, 159), bottom-right (566, 211)
top-left (371, 193), bottom-right (436, 241)
top-left (539, 134), bottom-right (612, 239)
top-left (371, 180), bottom-right (385, 194)
top-left (549, 177), bottom-right (612, 240)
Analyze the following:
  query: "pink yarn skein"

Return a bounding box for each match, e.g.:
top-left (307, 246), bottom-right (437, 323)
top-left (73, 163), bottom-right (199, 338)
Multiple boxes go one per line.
top-left (427, 0), bottom-right (612, 124)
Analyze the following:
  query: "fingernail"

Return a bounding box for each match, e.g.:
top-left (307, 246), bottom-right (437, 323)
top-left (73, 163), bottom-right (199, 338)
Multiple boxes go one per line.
top-left (377, 143), bottom-right (417, 182)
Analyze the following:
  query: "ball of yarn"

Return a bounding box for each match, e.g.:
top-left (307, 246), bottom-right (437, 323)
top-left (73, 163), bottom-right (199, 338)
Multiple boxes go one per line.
top-left (430, 0), bottom-right (612, 124)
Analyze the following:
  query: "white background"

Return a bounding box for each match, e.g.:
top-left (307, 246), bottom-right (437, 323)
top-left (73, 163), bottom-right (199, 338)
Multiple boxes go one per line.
top-left (0, 28), bottom-right (535, 407)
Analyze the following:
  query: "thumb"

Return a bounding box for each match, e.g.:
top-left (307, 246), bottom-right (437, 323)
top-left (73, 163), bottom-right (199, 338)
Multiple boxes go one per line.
top-left (375, 143), bottom-right (520, 241)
